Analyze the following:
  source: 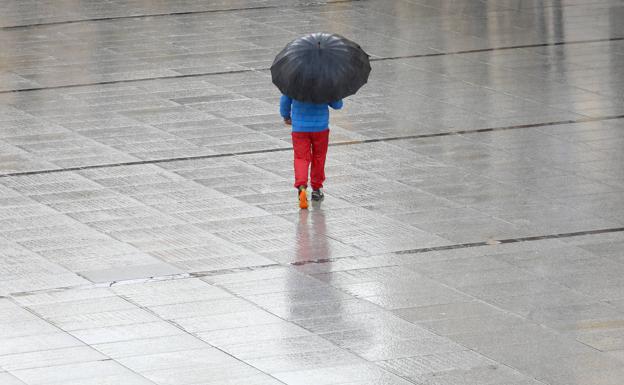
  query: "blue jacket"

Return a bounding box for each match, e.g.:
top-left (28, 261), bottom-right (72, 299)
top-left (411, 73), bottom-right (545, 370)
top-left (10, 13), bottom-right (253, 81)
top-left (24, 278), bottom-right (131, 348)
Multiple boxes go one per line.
top-left (280, 95), bottom-right (343, 132)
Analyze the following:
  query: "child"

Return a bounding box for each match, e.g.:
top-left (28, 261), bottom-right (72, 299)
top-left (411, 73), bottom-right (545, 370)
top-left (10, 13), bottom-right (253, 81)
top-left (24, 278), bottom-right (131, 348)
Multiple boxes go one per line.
top-left (280, 94), bottom-right (343, 209)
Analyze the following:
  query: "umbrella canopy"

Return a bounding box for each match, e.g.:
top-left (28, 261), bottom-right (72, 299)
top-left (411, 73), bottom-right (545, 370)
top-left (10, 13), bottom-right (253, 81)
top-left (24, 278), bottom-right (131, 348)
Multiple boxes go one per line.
top-left (271, 33), bottom-right (371, 104)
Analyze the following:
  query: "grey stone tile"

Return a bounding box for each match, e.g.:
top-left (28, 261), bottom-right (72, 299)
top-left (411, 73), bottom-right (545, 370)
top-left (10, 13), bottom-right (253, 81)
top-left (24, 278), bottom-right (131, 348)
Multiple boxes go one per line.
top-left (78, 263), bottom-right (185, 283)
top-left (111, 279), bottom-right (231, 307)
top-left (273, 363), bottom-right (408, 385)
top-left (393, 301), bottom-right (503, 323)
top-left (12, 287), bottom-right (118, 307)
top-left (483, 290), bottom-right (599, 317)
top-left (11, 360), bottom-right (133, 385)
top-left (348, 336), bottom-right (467, 362)
top-left (196, 321), bottom-right (313, 347)
top-left (607, 349), bottom-right (624, 363)
top-left (576, 328), bottom-right (624, 352)
top-left (378, 350), bottom-right (497, 377)
top-left (70, 321), bottom-right (185, 345)
top-left (41, 308), bottom-right (162, 331)
top-left (147, 297), bottom-right (256, 319)
top-left (543, 369), bottom-right (624, 385)
top-left (173, 309), bottom-right (284, 333)
top-left (116, 347), bottom-right (238, 372)
top-left (300, 311), bottom-right (435, 340)
top-left (141, 363), bottom-right (261, 385)
top-left (0, 332), bottom-right (84, 356)
top-left (256, 298), bottom-right (382, 321)
top-left (40, 373), bottom-right (157, 385)
top-left (0, 318), bottom-right (59, 339)
top-left (0, 346), bottom-right (107, 371)
top-left (362, 290), bottom-right (472, 310)
top-left (221, 334), bottom-right (336, 360)
top-left (409, 365), bottom-right (542, 385)
top-left (415, 314), bottom-right (526, 336)
top-left (92, 334), bottom-right (210, 359)
top-left (200, 374), bottom-right (287, 385)
top-left (526, 303), bottom-right (624, 331)
top-left (245, 349), bottom-right (364, 374)
top-left (0, 373), bottom-right (27, 385)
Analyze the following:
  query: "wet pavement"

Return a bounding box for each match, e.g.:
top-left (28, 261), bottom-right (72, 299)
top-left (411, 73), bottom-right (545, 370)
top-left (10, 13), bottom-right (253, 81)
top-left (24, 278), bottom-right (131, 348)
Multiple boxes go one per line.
top-left (1, 0), bottom-right (624, 384)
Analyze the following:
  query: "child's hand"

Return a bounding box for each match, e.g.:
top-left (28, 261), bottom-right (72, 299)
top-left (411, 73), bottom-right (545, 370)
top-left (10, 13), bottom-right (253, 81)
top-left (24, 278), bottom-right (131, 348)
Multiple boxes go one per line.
top-left (284, 118), bottom-right (292, 125)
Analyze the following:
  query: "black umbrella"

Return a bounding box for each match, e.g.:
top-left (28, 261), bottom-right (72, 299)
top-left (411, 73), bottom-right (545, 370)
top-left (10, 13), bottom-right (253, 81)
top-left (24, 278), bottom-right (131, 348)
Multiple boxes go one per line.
top-left (271, 33), bottom-right (371, 104)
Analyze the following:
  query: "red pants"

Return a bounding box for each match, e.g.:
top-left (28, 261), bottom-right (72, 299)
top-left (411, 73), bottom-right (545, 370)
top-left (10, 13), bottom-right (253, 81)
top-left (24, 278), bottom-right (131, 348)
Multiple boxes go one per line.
top-left (292, 130), bottom-right (329, 190)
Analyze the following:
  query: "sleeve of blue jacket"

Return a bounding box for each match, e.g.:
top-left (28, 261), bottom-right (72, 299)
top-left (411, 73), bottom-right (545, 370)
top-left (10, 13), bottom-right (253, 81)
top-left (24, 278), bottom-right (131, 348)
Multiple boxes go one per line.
top-left (329, 100), bottom-right (343, 110)
top-left (280, 95), bottom-right (292, 119)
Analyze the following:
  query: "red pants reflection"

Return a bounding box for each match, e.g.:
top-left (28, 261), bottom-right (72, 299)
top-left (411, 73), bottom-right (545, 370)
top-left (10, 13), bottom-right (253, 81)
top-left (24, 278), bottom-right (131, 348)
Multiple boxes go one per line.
top-left (291, 129), bottom-right (329, 190)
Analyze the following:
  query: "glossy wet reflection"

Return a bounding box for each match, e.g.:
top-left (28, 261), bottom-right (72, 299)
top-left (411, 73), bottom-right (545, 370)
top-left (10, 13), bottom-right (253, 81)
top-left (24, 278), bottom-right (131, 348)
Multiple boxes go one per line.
top-left (295, 206), bottom-right (330, 265)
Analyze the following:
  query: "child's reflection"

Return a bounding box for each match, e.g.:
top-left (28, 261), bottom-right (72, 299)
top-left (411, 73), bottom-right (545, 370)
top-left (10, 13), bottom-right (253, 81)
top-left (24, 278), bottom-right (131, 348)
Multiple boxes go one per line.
top-left (295, 207), bottom-right (330, 265)
top-left (287, 207), bottom-right (341, 323)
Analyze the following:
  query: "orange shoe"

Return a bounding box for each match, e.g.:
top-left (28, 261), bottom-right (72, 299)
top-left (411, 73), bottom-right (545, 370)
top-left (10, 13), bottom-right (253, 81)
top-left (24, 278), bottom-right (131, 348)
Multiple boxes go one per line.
top-left (298, 186), bottom-right (308, 209)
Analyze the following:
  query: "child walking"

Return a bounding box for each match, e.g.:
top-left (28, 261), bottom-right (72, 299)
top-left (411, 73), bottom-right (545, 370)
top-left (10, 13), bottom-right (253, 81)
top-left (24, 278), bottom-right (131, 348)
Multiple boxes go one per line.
top-left (280, 94), bottom-right (343, 209)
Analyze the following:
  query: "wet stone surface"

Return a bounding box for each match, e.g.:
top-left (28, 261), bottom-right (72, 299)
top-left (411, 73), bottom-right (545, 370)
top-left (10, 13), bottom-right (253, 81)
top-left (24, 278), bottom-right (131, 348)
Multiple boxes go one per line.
top-left (2, 0), bottom-right (624, 384)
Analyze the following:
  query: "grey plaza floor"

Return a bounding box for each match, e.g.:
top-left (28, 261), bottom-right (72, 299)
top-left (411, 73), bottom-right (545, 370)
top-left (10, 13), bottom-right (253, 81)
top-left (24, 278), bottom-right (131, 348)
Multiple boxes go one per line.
top-left (1, 1), bottom-right (624, 384)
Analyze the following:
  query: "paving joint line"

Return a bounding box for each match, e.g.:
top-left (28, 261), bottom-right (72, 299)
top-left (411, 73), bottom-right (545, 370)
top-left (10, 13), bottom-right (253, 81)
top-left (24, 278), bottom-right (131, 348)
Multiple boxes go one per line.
top-left (0, 69), bottom-right (256, 94)
top-left (1, 113), bottom-right (622, 179)
top-left (374, 36), bottom-right (624, 62)
top-left (1, 36), bottom-right (622, 95)
top-left (6, 225), bottom-right (624, 298)
top-left (0, 6), bottom-right (275, 30)
top-left (0, 0), bottom-right (359, 30)
top-left (292, 226), bottom-right (624, 266)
